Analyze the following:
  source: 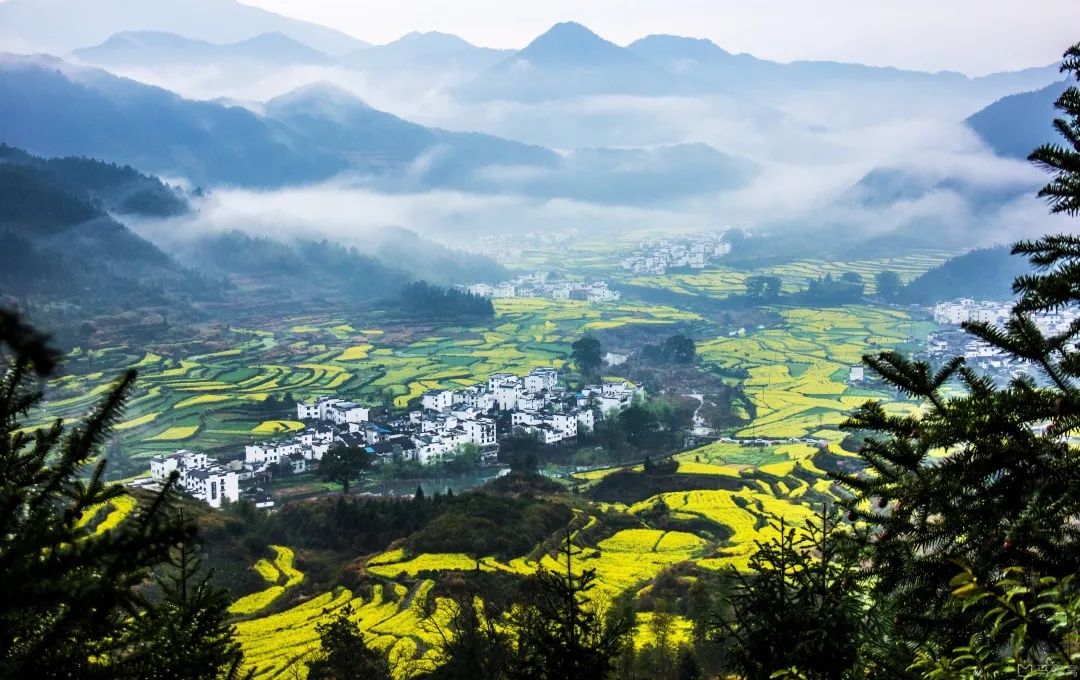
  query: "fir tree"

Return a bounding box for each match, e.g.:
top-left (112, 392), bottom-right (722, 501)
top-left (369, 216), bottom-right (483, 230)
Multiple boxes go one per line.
top-left (710, 508), bottom-right (869, 680)
top-left (132, 511), bottom-right (248, 679)
top-left (419, 583), bottom-right (514, 680)
top-left (1029, 44), bottom-right (1080, 217)
top-left (0, 308), bottom-right (237, 678)
top-left (509, 531), bottom-right (633, 680)
top-left (306, 605), bottom-right (390, 680)
top-left (835, 41), bottom-right (1080, 673)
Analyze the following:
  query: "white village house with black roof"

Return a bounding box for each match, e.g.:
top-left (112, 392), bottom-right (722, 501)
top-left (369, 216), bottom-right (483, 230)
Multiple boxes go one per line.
top-left (141, 367), bottom-right (643, 508)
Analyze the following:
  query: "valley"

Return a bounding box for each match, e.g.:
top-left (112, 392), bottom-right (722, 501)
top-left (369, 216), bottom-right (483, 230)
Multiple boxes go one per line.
top-left (43, 235), bottom-right (947, 676)
top-left (3, 3), bottom-right (1078, 678)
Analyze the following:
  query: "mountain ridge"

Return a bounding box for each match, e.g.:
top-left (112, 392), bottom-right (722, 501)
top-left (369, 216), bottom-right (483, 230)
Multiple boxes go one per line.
top-left (0, 0), bottom-right (369, 56)
top-left (70, 30), bottom-right (334, 67)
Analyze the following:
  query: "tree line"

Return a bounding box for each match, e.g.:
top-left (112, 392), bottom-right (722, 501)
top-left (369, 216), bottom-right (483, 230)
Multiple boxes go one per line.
top-left (400, 280), bottom-right (495, 318)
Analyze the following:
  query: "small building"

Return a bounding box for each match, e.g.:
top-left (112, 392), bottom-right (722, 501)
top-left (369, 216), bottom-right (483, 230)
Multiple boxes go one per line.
top-left (421, 390), bottom-right (455, 413)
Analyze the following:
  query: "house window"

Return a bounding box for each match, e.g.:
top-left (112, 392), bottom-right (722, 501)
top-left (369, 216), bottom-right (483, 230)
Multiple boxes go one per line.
top-left (211, 481), bottom-right (218, 500)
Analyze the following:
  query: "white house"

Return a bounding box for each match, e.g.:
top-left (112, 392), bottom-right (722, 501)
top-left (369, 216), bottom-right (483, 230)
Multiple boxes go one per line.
top-left (576, 409), bottom-right (596, 433)
top-left (523, 373), bottom-right (546, 393)
top-left (149, 450), bottom-right (238, 508)
top-left (519, 423), bottom-right (564, 445)
top-left (531, 368), bottom-right (559, 389)
top-left (421, 390), bottom-right (455, 413)
top-left (494, 382), bottom-right (520, 411)
top-left (547, 413), bottom-right (579, 439)
top-left (488, 373), bottom-right (517, 391)
top-left (150, 450), bottom-right (208, 482)
top-left (297, 397), bottom-right (369, 425)
top-left (183, 467), bottom-right (240, 508)
top-left (461, 418), bottom-right (496, 446)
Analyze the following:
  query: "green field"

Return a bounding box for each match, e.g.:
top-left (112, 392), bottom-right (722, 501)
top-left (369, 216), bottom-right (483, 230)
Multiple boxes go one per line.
top-left (698, 305), bottom-right (932, 440)
top-left (36, 299), bottom-right (703, 463)
top-left (45, 243), bottom-right (948, 677)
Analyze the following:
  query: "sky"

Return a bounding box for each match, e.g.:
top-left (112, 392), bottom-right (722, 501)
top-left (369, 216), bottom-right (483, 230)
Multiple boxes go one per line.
top-left (240, 0), bottom-right (1080, 75)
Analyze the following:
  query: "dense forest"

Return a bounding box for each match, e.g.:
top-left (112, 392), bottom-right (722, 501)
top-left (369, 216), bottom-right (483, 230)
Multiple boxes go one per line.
top-left (0, 150), bottom-right (218, 340)
top-left (400, 280), bottom-right (496, 318)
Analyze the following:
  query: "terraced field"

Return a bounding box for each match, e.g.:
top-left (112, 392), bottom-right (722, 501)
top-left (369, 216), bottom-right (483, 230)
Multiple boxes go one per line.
top-left (46, 238), bottom-right (947, 676)
top-left (37, 300), bottom-right (701, 464)
top-left (235, 581), bottom-right (454, 679)
top-left (229, 545), bottom-right (306, 616)
top-left (698, 306), bottom-right (931, 440)
top-left (616, 250), bottom-right (954, 299)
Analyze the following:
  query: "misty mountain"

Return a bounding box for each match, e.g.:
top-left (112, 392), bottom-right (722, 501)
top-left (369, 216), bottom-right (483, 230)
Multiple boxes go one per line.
top-left (846, 166), bottom-right (1031, 210)
top-left (370, 227), bottom-right (508, 285)
top-left (629, 34), bottom-right (1061, 102)
top-left (0, 58), bottom-right (563, 190)
top-left (263, 83), bottom-right (558, 182)
top-left (0, 0), bottom-right (367, 56)
top-left (459, 22), bottom-right (686, 101)
top-left (70, 31), bottom-right (335, 69)
top-left (0, 151), bottom-right (213, 319)
top-left (628, 34), bottom-right (974, 92)
top-left (0, 55), bottom-right (348, 187)
top-left (901, 246), bottom-right (1030, 303)
top-left (458, 23), bottom-right (1059, 106)
top-left (457, 143), bottom-right (757, 204)
top-left (341, 32), bottom-right (511, 90)
top-left (966, 80), bottom-right (1071, 159)
top-left (0, 144), bottom-right (189, 217)
top-left (179, 231), bottom-right (406, 300)
top-left (0, 144), bottom-right (507, 330)
top-left (264, 84), bottom-right (438, 165)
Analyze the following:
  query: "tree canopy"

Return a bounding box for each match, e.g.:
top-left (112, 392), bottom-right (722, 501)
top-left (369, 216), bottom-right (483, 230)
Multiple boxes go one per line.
top-left (571, 335), bottom-right (603, 377)
top-left (0, 308), bottom-right (244, 678)
top-left (318, 444), bottom-right (372, 494)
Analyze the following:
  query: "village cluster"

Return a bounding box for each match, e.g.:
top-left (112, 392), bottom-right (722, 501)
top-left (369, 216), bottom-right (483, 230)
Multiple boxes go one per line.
top-left (927, 298), bottom-right (1080, 383)
top-left (142, 368), bottom-right (645, 508)
top-left (464, 271), bottom-right (621, 303)
top-left (620, 233), bottom-right (733, 275)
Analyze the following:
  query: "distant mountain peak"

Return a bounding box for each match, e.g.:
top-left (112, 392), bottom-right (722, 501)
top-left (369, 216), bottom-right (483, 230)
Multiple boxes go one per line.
top-left (0, 0), bottom-right (370, 56)
top-left (516, 21), bottom-right (640, 67)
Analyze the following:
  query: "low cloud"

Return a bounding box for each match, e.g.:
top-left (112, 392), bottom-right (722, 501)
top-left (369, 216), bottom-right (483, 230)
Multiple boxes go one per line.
top-left (94, 58), bottom-right (1065, 253)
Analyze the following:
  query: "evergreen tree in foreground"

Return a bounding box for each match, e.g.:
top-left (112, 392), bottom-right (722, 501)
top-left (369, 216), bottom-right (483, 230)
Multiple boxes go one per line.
top-left (132, 511), bottom-right (247, 679)
top-left (0, 308), bottom-right (245, 678)
top-left (711, 508), bottom-right (870, 680)
top-left (510, 532), bottom-right (633, 680)
top-left (306, 605), bottom-right (391, 680)
top-left (419, 581), bottom-right (515, 680)
top-left (835, 42), bottom-right (1080, 675)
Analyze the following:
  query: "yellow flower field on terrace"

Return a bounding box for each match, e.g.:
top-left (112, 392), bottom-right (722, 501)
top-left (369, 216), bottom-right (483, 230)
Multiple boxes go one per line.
top-left (229, 545), bottom-right (306, 616)
top-left (146, 425), bottom-right (200, 441)
top-left (251, 420), bottom-right (305, 435)
top-left (75, 495), bottom-right (137, 535)
top-left (235, 581), bottom-right (454, 679)
top-left (366, 528), bottom-right (709, 604)
top-left (628, 488), bottom-right (819, 570)
top-left (698, 305), bottom-right (922, 441)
